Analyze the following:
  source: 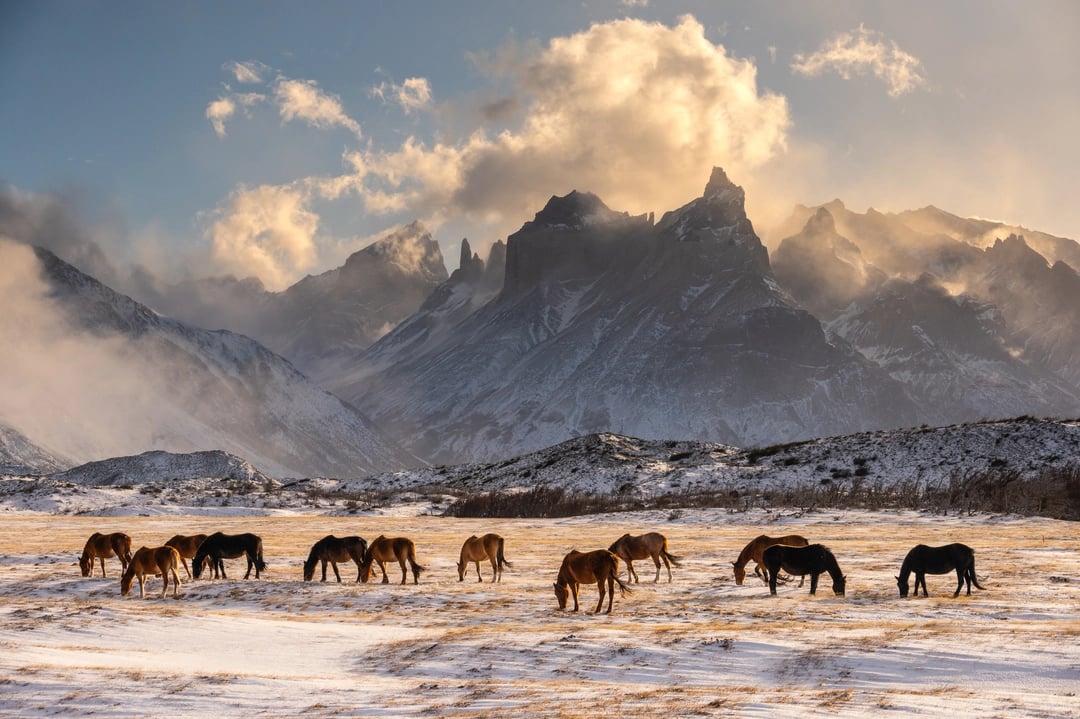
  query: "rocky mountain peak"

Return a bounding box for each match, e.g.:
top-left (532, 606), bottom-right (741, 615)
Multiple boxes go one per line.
top-left (345, 220), bottom-right (445, 281)
top-left (805, 207), bottom-right (837, 235)
top-left (523, 190), bottom-right (629, 232)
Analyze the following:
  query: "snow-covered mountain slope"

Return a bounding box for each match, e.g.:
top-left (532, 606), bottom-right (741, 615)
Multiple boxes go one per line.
top-left (336, 416), bottom-right (1080, 500)
top-left (50, 449), bottom-right (272, 486)
top-left (0, 424), bottom-right (70, 475)
top-left (131, 222), bottom-right (448, 377)
top-left (6, 246), bottom-right (418, 478)
top-left (7, 417), bottom-right (1074, 517)
top-left (772, 204), bottom-right (1080, 421)
top-left (330, 169), bottom-right (916, 465)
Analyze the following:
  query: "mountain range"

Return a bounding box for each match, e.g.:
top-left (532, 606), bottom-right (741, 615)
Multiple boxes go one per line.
top-left (3, 167), bottom-right (1080, 476)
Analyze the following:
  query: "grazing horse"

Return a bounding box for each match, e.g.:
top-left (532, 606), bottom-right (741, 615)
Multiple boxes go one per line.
top-left (607, 532), bottom-right (682, 583)
top-left (303, 535), bottom-right (368, 582)
top-left (731, 534), bottom-right (809, 586)
top-left (762, 543), bottom-right (846, 597)
top-left (120, 546), bottom-right (182, 599)
top-left (897, 543), bottom-right (986, 598)
top-left (192, 532), bottom-right (266, 580)
top-left (360, 535), bottom-right (423, 585)
top-left (553, 549), bottom-right (631, 615)
top-left (164, 534), bottom-right (209, 579)
top-left (79, 532), bottom-right (133, 577)
top-left (457, 533), bottom-right (512, 582)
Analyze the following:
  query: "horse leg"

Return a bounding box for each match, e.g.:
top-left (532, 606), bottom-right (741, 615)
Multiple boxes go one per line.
top-left (570, 581), bottom-right (580, 612)
top-left (474, 560), bottom-right (483, 583)
top-left (652, 554), bottom-right (662, 583)
top-left (98, 557), bottom-right (107, 578)
top-left (171, 567), bottom-right (182, 599)
top-left (378, 560), bottom-right (389, 584)
top-left (332, 561), bottom-right (343, 583)
top-left (768, 566), bottom-right (779, 595)
top-left (138, 573), bottom-right (146, 599)
top-left (661, 554), bottom-right (672, 583)
top-left (488, 557), bottom-right (497, 583)
top-left (809, 572), bottom-right (819, 596)
top-left (626, 560), bottom-right (639, 584)
top-left (954, 567), bottom-right (965, 597)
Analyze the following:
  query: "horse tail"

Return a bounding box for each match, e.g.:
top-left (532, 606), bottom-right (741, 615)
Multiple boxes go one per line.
top-left (497, 537), bottom-right (513, 569)
top-left (967, 561), bottom-right (986, 590)
top-left (613, 570), bottom-right (632, 598)
top-left (409, 544), bottom-right (423, 581)
top-left (662, 550), bottom-right (683, 568)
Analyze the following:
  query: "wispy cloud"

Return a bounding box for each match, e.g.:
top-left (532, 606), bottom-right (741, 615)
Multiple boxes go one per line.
top-left (225, 60), bottom-right (271, 84)
top-left (205, 92), bottom-right (265, 138)
top-left (372, 77), bottom-right (433, 114)
top-left (791, 25), bottom-right (927, 97)
top-left (273, 78), bottom-right (363, 138)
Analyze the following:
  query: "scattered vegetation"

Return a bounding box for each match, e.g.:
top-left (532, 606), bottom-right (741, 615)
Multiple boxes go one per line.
top-left (443, 464), bottom-right (1080, 520)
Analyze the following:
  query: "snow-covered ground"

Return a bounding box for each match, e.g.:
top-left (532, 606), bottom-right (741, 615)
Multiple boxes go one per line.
top-left (1, 506), bottom-right (1077, 717)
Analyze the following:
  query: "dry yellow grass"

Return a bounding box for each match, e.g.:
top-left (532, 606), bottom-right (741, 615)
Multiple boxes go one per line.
top-left (1, 511), bottom-right (1078, 717)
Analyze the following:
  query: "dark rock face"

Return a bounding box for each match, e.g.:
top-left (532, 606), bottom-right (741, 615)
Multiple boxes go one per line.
top-left (330, 169), bottom-right (917, 465)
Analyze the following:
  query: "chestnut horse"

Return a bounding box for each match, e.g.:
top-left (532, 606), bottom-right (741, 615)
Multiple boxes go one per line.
top-left (897, 543), bottom-right (985, 598)
top-left (360, 535), bottom-right (423, 585)
top-left (304, 535), bottom-right (368, 582)
top-left (192, 532), bottom-right (266, 580)
top-left (457, 533), bottom-right (512, 582)
top-left (607, 532), bottom-right (682, 583)
top-left (553, 549), bottom-right (631, 615)
top-left (164, 533), bottom-right (209, 579)
top-left (762, 543), bottom-right (846, 597)
top-left (120, 546), bottom-right (182, 599)
top-left (731, 534), bottom-right (809, 586)
top-left (79, 532), bottom-right (133, 577)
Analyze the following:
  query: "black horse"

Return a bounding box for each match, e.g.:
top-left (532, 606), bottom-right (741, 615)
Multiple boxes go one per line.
top-left (303, 535), bottom-right (367, 582)
top-left (762, 543), bottom-right (846, 596)
top-left (897, 543), bottom-right (985, 598)
top-left (192, 532), bottom-right (267, 580)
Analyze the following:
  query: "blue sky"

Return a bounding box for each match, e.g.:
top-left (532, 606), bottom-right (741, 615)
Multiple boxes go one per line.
top-left (2, 1), bottom-right (1078, 290)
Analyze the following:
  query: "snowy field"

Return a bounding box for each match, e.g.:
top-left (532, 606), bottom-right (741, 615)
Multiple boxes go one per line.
top-left (0, 508), bottom-right (1078, 718)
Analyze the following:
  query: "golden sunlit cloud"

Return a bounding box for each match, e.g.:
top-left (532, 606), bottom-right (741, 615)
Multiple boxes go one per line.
top-left (273, 78), bottom-right (363, 138)
top-left (791, 25), bottom-right (927, 97)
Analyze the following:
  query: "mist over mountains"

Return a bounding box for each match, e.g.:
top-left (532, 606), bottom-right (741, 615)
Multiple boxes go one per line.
top-left (3, 168), bottom-right (1080, 477)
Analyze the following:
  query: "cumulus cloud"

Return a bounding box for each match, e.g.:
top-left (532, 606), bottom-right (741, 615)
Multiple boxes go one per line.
top-left (791, 25), bottom-right (927, 97)
top-left (201, 183), bottom-right (320, 291)
top-left (341, 15), bottom-right (790, 233)
top-left (372, 77), bottom-right (433, 114)
top-left (274, 78), bottom-right (363, 138)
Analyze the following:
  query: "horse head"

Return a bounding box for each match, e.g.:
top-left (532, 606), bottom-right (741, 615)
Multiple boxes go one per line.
top-left (79, 554), bottom-right (92, 577)
top-left (553, 581), bottom-right (569, 610)
top-left (120, 568), bottom-right (135, 596)
top-left (303, 557), bottom-right (317, 582)
top-left (896, 575), bottom-right (909, 598)
top-left (732, 561), bottom-right (746, 585)
top-left (833, 574), bottom-right (847, 597)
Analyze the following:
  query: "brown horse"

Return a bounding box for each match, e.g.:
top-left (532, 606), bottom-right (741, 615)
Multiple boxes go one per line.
top-left (457, 533), bottom-right (512, 582)
top-left (607, 532), bottom-right (682, 583)
top-left (79, 532), bottom-right (133, 578)
top-left (553, 549), bottom-right (631, 615)
top-left (360, 535), bottom-right (423, 585)
top-left (120, 546), bottom-right (182, 599)
top-left (304, 535), bottom-right (368, 582)
top-left (731, 534), bottom-right (809, 585)
top-left (164, 534), bottom-right (209, 579)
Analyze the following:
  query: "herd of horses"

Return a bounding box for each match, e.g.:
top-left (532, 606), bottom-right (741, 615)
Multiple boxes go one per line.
top-left (78, 529), bottom-right (986, 613)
